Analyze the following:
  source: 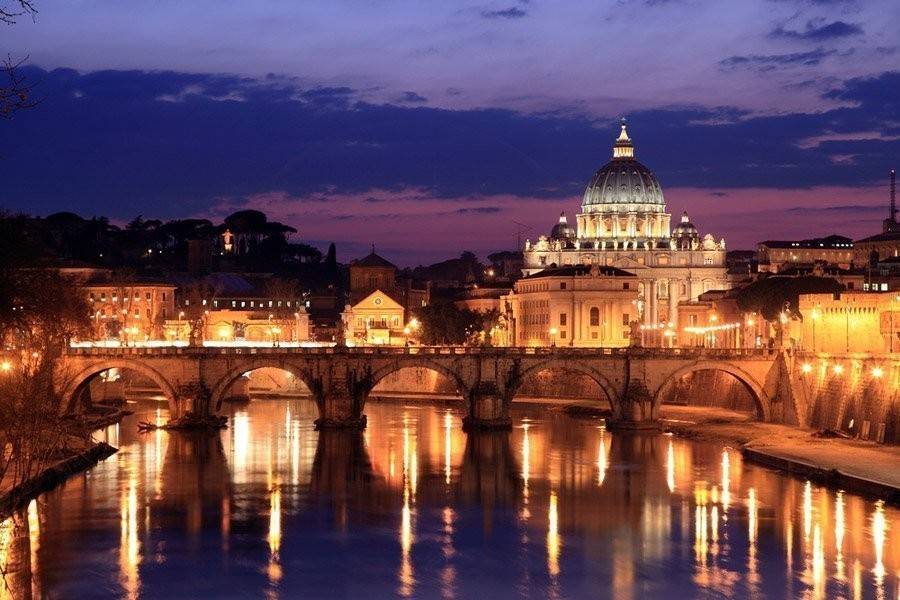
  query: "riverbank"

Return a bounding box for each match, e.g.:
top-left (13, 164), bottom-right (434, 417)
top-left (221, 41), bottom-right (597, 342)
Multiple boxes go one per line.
top-left (660, 405), bottom-right (900, 503)
top-left (0, 410), bottom-right (127, 518)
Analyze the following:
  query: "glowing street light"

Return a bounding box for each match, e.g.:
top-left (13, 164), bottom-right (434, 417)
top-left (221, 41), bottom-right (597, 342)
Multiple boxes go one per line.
top-left (801, 363), bottom-right (813, 374)
top-left (872, 366), bottom-right (884, 378)
top-left (549, 327), bottom-right (558, 347)
top-left (833, 364), bottom-right (844, 376)
top-left (0, 360), bottom-right (11, 373)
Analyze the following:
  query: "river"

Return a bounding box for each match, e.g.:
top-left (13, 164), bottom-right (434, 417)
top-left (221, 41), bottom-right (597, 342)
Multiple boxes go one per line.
top-left (0, 398), bottom-right (896, 599)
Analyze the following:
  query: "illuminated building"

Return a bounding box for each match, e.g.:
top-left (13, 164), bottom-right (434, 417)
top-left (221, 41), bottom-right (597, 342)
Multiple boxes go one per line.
top-left (83, 278), bottom-right (176, 341)
top-left (348, 249), bottom-right (429, 316)
top-left (500, 264), bottom-right (639, 346)
top-left (522, 121), bottom-right (729, 327)
top-left (342, 290), bottom-right (409, 345)
top-left (756, 235), bottom-right (855, 274)
top-left (797, 291), bottom-right (900, 353)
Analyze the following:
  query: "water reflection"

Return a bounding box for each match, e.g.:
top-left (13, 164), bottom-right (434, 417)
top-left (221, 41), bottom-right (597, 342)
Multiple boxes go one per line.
top-left (0, 398), bottom-right (896, 599)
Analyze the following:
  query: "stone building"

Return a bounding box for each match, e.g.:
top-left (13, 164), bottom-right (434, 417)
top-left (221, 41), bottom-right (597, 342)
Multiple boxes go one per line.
top-left (522, 121), bottom-right (729, 327)
top-left (797, 291), bottom-right (900, 354)
top-left (756, 235), bottom-right (854, 273)
top-left (83, 277), bottom-right (176, 342)
top-left (342, 290), bottom-right (409, 345)
top-left (349, 249), bottom-right (429, 315)
top-left (499, 264), bottom-right (638, 347)
top-left (853, 169), bottom-right (900, 266)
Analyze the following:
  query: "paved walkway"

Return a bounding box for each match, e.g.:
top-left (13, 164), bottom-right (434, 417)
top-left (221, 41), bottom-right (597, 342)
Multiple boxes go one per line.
top-left (660, 405), bottom-right (900, 500)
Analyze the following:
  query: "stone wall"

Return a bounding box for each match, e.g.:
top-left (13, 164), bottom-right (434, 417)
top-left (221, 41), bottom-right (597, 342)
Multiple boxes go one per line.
top-left (794, 357), bottom-right (900, 445)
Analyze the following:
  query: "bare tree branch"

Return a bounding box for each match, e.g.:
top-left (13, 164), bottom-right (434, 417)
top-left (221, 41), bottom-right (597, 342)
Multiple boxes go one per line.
top-left (0, 0), bottom-right (36, 25)
top-left (1, 54), bottom-right (38, 119)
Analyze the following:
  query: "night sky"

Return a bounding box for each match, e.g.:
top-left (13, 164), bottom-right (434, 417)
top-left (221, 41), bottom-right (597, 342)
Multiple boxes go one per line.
top-left (3, 0), bottom-right (899, 264)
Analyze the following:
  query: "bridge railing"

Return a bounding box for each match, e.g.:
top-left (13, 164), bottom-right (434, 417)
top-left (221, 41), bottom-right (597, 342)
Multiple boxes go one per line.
top-left (62, 345), bottom-right (778, 359)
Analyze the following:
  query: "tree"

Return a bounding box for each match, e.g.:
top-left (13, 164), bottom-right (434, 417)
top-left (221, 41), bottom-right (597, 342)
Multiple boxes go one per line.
top-left (1, 1), bottom-right (38, 120)
top-left (415, 301), bottom-right (489, 346)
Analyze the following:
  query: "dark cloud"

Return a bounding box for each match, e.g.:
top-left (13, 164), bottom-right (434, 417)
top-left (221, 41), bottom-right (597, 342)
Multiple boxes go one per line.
top-left (719, 48), bottom-right (836, 70)
top-left (709, 191), bottom-right (729, 197)
top-left (396, 91), bottom-right (428, 103)
top-left (770, 20), bottom-right (863, 41)
top-left (2, 67), bottom-right (899, 221)
top-left (480, 7), bottom-right (527, 19)
top-left (785, 204), bottom-right (884, 213)
top-left (454, 207), bottom-right (502, 214)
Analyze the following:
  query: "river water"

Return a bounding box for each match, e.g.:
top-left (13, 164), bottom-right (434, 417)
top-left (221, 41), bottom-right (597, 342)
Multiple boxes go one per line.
top-left (0, 398), bottom-right (897, 599)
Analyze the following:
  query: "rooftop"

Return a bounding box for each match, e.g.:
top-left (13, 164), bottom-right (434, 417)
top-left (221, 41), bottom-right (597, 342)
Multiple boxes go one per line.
top-left (523, 264), bottom-right (636, 279)
top-left (758, 234), bottom-right (853, 249)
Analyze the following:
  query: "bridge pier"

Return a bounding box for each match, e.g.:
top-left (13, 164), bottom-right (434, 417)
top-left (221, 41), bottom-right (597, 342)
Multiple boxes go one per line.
top-left (462, 382), bottom-right (512, 431)
top-left (607, 378), bottom-right (660, 431)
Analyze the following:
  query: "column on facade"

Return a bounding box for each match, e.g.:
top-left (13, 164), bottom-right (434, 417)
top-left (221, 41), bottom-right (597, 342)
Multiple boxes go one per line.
top-left (570, 295), bottom-right (577, 346)
top-left (603, 301), bottom-right (611, 344)
top-left (612, 213), bottom-right (620, 238)
top-left (668, 277), bottom-right (678, 327)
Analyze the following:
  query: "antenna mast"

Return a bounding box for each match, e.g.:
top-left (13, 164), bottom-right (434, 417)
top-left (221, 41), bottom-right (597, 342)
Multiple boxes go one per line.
top-left (512, 220), bottom-right (533, 251)
top-left (892, 169), bottom-right (897, 222)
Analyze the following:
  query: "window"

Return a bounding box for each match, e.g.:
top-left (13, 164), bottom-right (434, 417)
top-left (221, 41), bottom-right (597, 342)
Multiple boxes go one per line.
top-left (162, 293), bottom-right (167, 301)
top-left (591, 331), bottom-right (598, 339)
top-left (540, 256), bottom-right (547, 266)
top-left (622, 313), bottom-right (630, 326)
top-left (590, 307), bottom-right (600, 326)
top-left (560, 330), bottom-right (567, 339)
top-left (134, 309), bottom-right (140, 317)
top-left (560, 282), bottom-right (567, 290)
top-left (559, 313), bottom-right (567, 326)
top-left (623, 282), bottom-right (630, 290)
top-left (162, 309), bottom-right (167, 318)
top-left (704, 257), bottom-right (713, 265)
top-left (145, 292), bottom-right (151, 300)
top-left (101, 292), bottom-right (106, 300)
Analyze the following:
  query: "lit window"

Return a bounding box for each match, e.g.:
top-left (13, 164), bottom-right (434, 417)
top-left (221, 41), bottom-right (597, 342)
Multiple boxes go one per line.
top-left (590, 307), bottom-right (600, 326)
top-left (622, 313), bottom-right (630, 326)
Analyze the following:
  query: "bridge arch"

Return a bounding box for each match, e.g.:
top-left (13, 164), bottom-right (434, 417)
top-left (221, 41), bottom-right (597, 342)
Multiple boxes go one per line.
top-left (60, 359), bottom-right (179, 415)
top-left (513, 358), bottom-right (620, 409)
top-left (209, 359), bottom-right (315, 413)
top-left (367, 359), bottom-right (469, 404)
top-left (652, 360), bottom-right (770, 421)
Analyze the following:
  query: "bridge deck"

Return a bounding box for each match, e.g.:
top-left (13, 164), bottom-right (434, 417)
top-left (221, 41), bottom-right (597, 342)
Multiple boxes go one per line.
top-left (63, 345), bottom-right (778, 359)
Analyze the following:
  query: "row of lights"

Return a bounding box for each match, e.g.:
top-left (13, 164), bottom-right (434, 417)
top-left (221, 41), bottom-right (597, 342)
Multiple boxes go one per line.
top-left (800, 362), bottom-right (885, 378)
top-left (683, 322), bottom-right (742, 334)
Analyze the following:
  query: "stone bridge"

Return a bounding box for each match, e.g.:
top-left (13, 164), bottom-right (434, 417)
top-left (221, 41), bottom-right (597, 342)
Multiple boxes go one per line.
top-left (55, 346), bottom-right (797, 431)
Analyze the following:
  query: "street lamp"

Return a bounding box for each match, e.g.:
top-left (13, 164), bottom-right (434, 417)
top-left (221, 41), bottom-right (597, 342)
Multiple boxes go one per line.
top-left (549, 327), bottom-right (558, 347)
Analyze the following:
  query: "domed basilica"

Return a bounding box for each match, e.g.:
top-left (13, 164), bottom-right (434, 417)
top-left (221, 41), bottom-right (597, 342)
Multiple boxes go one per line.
top-left (522, 121), bottom-right (729, 327)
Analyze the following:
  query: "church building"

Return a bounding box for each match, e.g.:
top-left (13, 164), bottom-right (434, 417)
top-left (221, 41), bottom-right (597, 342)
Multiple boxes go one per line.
top-left (521, 121), bottom-right (730, 327)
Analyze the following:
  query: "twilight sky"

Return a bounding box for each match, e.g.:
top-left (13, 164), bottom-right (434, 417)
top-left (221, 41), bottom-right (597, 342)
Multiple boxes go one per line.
top-left (2, 0), bottom-right (899, 264)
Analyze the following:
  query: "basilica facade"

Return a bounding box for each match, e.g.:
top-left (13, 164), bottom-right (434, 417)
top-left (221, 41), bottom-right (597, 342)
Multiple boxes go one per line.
top-left (521, 121), bottom-right (730, 326)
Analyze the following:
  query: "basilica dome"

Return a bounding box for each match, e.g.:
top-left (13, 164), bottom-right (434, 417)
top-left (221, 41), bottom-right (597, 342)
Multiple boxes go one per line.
top-left (550, 212), bottom-right (576, 240)
top-left (672, 211), bottom-right (699, 249)
top-left (581, 121), bottom-right (665, 210)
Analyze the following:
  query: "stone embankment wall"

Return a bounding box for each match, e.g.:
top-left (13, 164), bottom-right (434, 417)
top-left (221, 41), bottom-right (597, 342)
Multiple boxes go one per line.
top-left (793, 355), bottom-right (900, 445)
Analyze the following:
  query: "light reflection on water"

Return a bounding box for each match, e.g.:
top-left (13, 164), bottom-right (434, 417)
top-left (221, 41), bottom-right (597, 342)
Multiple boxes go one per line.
top-left (0, 398), bottom-right (897, 599)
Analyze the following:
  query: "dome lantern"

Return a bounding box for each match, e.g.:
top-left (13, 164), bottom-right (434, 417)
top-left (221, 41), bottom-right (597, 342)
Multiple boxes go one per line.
top-left (581, 120), bottom-right (665, 211)
top-left (612, 118), bottom-right (634, 160)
